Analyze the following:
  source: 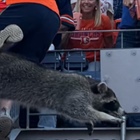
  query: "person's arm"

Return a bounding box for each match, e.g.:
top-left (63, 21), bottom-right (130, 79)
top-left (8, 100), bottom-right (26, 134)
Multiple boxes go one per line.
top-left (104, 36), bottom-right (114, 48)
top-left (102, 15), bottom-right (114, 48)
top-left (60, 33), bottom-right (71, 49)
top-left (123, 0), bottom-right (134, 7)
top-left (59, 24), bottom-right (69, 31)
top-left (56, 0), bottom-right (75, 31)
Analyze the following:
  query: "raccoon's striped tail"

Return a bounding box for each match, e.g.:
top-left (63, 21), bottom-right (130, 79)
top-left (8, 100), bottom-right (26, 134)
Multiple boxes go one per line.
top-left (0, 24), bottom-right (24, 49)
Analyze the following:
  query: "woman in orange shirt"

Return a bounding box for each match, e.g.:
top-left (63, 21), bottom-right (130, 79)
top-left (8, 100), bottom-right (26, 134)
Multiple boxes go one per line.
top-left (0, 0), bottom-right (60, 139)
top-left (62, 0), bottom-right (113, 71)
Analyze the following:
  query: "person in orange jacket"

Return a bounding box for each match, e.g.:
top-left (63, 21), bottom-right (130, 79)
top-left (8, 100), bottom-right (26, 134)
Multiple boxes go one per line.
top-left (0, 0), bottom-right (60, 139)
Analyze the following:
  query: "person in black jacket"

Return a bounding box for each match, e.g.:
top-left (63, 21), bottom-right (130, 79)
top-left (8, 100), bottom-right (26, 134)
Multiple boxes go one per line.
top-left (53, 0), bottom-right (75, 49)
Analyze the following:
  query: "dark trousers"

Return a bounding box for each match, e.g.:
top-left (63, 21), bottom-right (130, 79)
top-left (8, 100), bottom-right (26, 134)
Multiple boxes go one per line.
top-left (0, 3), bottom-right (60, 62)
top-left (0, 3), bottom-right (60, 128)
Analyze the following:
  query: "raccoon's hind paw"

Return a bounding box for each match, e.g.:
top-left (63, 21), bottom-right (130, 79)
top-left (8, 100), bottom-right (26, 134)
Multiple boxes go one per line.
top-left (85, 122), bottom-right (94, 135)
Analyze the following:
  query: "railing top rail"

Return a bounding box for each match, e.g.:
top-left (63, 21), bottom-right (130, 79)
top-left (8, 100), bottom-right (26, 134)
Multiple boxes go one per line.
top-left (47, 48), bottom-right (140, 53)
top-left (58, 29), bottom-right (140, 34)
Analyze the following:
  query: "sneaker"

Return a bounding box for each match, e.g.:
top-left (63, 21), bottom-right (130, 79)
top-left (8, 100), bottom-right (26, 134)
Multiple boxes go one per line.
top-left (0, 108), bottom-right (13, 139)
top-left (0, 24), bottom-right (24, 48)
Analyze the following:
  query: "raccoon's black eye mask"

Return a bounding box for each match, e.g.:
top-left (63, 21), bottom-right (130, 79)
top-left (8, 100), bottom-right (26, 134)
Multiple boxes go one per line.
top-left (104, 100), bottom-right (120, 111)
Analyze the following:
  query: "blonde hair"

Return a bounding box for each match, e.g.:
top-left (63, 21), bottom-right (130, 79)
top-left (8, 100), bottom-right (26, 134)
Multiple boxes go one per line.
top-left (74, 0), bottom-right (101, 27)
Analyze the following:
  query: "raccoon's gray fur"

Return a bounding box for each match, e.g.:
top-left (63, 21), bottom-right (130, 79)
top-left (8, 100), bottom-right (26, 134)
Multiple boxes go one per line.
top-left (0, 52), bottom-right (124, 126)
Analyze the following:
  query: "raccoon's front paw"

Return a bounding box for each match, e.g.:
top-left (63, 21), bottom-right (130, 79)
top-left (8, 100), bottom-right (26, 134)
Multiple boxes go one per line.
top-left (85, 122), bottom-right (94, 135)
top-left (111, 117), bottom-right (124, 124)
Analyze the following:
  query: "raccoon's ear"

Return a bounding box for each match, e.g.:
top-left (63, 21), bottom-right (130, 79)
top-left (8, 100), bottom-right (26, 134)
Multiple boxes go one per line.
top-left (97, 82), bottom-right (108, 93)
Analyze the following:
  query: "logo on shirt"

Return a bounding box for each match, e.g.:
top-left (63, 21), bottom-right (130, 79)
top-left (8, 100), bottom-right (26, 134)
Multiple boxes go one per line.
top-left (71, 32), bottom-right (102, 45)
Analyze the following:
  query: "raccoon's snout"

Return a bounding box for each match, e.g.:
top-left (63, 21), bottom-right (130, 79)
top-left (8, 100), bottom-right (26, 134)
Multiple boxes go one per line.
top-left (118, 107), bottom-right (126, 116)
top-left (103, 100), bottom-right (126, 118)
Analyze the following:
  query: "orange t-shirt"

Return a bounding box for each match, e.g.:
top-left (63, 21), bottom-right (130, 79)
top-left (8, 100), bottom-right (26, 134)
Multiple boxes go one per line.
top-left (6, 0), bottom-right (59, 15)
top-left (67, 14), bottom-right (112, 62)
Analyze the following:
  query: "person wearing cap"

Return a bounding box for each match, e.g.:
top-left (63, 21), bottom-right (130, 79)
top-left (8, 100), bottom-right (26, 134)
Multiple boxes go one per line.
top-left (71, 0), bottom-right (77, 10)
top-left (100, 0), bottom-right (114, 28)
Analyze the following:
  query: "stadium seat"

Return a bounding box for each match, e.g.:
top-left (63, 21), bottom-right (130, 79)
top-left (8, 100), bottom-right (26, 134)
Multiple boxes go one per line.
top-left (64, 51), bottom-right (89, 71)
top-left (41, 51), bottom-right (62, 70)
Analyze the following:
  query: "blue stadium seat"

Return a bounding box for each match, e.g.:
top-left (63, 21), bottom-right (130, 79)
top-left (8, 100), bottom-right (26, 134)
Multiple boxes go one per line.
top-left (41, 51), bottom-right (62, 70)
top-left (64, 51), bottom-right (89, 71)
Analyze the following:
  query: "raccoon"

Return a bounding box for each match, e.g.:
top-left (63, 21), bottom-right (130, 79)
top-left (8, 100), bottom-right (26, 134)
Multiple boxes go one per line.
top-left (83, 78), bottom-right (125, 134)
top-left (87, 77), bottom-right (125, 119)
top-left (0, 52), bottom-right (124, 130)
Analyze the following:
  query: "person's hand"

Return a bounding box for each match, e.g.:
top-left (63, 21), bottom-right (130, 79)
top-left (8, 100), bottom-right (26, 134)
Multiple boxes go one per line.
top-left (73, 18), bottom-right (78, 28)
top-left (123, 0), bottom-right (134, 8)
top-left (73, 12), bottom-right (82, 29)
